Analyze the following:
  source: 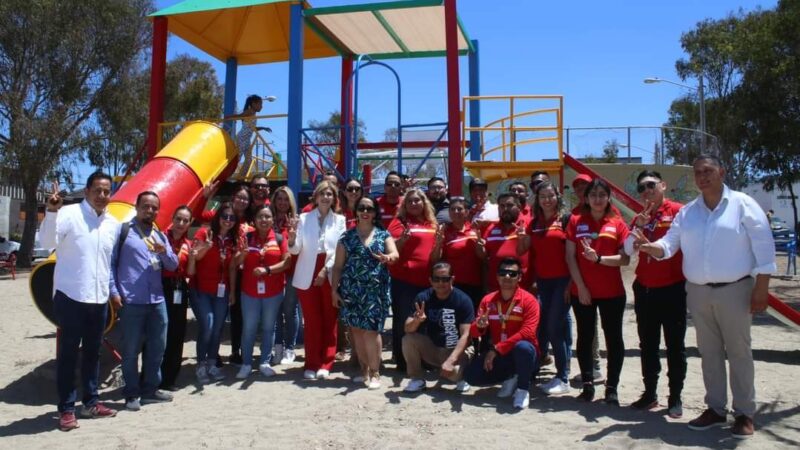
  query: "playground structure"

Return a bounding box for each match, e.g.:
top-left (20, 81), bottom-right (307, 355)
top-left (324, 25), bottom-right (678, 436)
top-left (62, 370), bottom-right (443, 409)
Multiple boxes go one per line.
top-left (28, 0), bottom-right (799, 331)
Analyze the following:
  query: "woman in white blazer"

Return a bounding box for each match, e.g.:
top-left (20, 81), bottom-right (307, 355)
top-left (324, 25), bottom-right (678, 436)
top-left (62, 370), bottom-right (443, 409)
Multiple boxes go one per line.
top-left (288, 180), bottom-right (346, 380)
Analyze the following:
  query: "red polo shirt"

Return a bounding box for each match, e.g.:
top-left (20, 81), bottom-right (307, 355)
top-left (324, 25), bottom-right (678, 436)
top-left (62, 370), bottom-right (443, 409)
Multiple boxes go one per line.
top-left (469, 287), bottom-right (540, 355)
top-left (566, 214), bottom-right (629, 299)
top-left (241, 229), bottom-right (288, 298)
top-left (528, 215), bottom-right (570, 280)
top-left (162, 230), bottom-right (190, 279)
top-left (631, 199), bottom-right (685, 288)
top-left (482, 222), bottom-right (529, 291)
top-left (377, 195), bottom-right (400, 228)
top-left (388, 217), bottom-right (436, 287)
top-left (192, 227), bottom-right (236, 295)
top-left (441, 223), bottom-right (482, 287)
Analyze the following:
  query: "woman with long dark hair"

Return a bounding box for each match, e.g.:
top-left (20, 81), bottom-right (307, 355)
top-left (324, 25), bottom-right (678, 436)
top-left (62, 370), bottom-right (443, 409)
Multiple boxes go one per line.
top-left (159, 206), bottom-right (193, 391)
top-left (227, 184), bottom-right (254, 365)
top-left (271, 186), bottom-right (300, 364)
top-left (340, 177), bottom-right (363, 230)
top-left (188, 203), bottom-right (242, 383)
top-left (331, 196), bottom-right (398, 389)
top-left (565, 179), bottom-right (630, 405)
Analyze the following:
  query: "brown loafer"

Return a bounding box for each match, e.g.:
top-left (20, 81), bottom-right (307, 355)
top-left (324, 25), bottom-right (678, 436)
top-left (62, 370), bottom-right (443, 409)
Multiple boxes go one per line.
top-left (688, 408), bottom-right (727, 430)
top-left (731, 415), bottom-right (754, 439)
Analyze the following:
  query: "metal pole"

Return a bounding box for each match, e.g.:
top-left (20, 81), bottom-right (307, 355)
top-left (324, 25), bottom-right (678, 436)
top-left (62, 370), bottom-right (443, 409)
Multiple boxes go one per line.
top-left (626, 127), bottom-right (631, 164)
top-left (339, 56), bottom-right (353, 177)
top-left (660, 128), bottom-right (665, 165)
top-left (444, 0), bottom-right (462, 195)
top-left (698, 75), bottom-right (707, 154)
top-left (286, 3), bottom-right (304, 195)
top-left (565, 128), bottom-right (570, 154)
top-left (223, 57), bottom-right (238, 136)
top-left (468, 39), bottom-right (481, 162)
top-left (146, 16), bottom-right (168, 161)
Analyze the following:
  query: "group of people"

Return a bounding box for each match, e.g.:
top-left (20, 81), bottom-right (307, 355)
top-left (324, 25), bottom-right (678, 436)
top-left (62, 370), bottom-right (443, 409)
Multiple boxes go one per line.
top-left (43, 153), bottom-right (775, 440)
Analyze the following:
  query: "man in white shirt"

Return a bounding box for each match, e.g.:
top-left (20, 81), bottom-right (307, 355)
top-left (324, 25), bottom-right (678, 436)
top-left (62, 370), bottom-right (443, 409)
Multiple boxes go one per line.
top-left (636, 155), bottom-right (775, 439)
top-left (39, 171), bottom-right (121, 431)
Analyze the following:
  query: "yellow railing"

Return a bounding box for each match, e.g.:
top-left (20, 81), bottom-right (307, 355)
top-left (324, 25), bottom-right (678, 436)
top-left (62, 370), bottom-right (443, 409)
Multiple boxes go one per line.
top-left (461, 95), bottom-right (563, 162)
top-left (157, 114), bottom-right (288, 181)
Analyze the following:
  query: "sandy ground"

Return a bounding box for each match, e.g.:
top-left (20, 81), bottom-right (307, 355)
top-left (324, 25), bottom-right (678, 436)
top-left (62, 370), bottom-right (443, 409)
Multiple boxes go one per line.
top-left (0, 258), bottom-right (798, 449)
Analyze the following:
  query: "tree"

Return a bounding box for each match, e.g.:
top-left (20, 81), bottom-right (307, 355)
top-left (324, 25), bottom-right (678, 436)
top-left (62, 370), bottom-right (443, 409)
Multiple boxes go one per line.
top-left (601, 139), bottom-right (619, 163)
top-left (0, 0), bottom-right (153, 267)
top-left (87, 54), bottom-right (224, 177)
top-left (384, 127), bottom-right (398, 142)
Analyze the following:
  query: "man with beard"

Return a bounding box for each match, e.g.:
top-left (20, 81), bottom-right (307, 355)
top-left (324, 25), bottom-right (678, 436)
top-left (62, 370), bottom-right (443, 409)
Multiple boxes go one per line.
top-left (111, 191), bottom-right (179, 411)
top-left (249, 173), bottom-right (271, 216)
top-left (482, 193), bottom-right (529, 292)
top-left (427, 177), bottom-right (451, 224)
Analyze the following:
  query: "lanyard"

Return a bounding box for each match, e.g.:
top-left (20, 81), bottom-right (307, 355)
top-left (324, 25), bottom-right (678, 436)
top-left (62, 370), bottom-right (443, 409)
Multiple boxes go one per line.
top-left (495, 297), bottom-right (518, 333)
top-left (217, 235), bottom-right (230, 280)
top-left (248, 232), bottom-right (271, 265)
top-left (133, 222), bottom-right (156, 252)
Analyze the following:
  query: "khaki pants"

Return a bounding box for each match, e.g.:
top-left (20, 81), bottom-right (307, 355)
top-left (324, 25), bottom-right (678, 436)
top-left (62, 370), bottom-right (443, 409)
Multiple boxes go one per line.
top-left (402, 333), bottom-right (473, 381)
top-left (686, 277), bottom-right (756, 417)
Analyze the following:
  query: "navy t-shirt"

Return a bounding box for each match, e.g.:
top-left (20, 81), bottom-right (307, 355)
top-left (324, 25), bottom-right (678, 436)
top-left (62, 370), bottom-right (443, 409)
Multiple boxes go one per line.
top-left (409, 287), bottom-right (475, 348)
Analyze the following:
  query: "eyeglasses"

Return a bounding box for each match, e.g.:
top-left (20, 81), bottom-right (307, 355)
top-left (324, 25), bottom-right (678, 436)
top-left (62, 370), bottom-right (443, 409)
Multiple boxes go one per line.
top-left (346, 186), bottom-right (362, 193)
top-left (220, 214), bottom-right (236, 222)
top-left (637, 180), bottom-right (658, 193)
top-left (252, 183), bottom-right (269, 190)
top-left (497, 268), bottom-right (521, 278)
top-left (357, 206), bottom-right (376, 213)
top-left (385, 182), bottom-right (402, 188)
top-left (431, 275), bottom-right (453, 283)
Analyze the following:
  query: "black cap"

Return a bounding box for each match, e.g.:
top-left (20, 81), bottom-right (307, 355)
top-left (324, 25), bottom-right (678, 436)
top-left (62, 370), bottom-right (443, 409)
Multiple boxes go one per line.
top-left (469, 177), bottom-right (488, 190)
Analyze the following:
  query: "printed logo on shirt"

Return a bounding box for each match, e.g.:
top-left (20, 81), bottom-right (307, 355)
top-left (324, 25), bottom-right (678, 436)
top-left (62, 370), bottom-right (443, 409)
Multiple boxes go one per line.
top-left (429, 307), bottom-right (459, 348)
top-left (577, 224), bottom-right (589, 232)
top-left (490, 228), bottom-right (502, 235)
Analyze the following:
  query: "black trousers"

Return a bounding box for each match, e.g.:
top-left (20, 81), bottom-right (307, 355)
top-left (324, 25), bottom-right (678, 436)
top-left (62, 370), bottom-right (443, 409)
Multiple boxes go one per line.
top-left (572, 295), bottom-right (626, 388)
top-left (633, 280), bottom-right (687, 397)
top-left (390, 279), bottom-right (427, 372)
top-left (160, 277), bottom-right (188, 388)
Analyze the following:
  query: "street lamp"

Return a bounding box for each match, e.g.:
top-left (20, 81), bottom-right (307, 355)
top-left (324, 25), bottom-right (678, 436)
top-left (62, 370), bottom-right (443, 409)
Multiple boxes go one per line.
top-left (263, 95), bottom-right (278, 103)
top-left (644, 76), bottom-right (707, 154)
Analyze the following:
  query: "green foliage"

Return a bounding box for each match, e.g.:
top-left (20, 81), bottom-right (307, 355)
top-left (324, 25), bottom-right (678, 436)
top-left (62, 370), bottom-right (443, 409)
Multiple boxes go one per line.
top-left (601, 139), bottom-right (619, 163)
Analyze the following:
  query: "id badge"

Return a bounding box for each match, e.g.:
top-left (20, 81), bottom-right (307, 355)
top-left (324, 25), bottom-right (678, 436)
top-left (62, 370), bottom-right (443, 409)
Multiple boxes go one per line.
top-left (216, 282), bottom-right (226, 298)
top-left (150, 256), bottom-right (161, 270)
top-left (173, 289), bottom-right (183, 305)
top-left (500, 332), bottom-right (508, 342)
top-left (257, 280), bottom-right (266, 295)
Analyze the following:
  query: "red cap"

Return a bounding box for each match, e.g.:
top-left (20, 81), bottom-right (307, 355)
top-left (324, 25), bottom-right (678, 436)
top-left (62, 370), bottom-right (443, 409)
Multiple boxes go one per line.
top-left (572, 174), bottom-right (592, 188)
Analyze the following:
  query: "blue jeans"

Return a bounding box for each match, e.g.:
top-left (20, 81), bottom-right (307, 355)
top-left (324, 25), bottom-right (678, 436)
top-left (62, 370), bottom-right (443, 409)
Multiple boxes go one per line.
top-left (119, 302), bottom-right (168, 398)
top-left (275, 275), bottom-right (299, 349)
top-left (241, 292), bottom-right (283, 366)
top-left (464, 340), bottom-right (539, 390)
top-left (538, 276), bottom-right (572, 382)
top-left (190, 289), bottom-right (229, 363)
top-left (53, 291), bottom-right (107, 413)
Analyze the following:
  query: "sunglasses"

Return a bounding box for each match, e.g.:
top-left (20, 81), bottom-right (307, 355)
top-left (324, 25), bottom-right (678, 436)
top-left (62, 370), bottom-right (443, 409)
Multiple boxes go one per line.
top-left (431, 275), bottom-right (453, 283)
top-left (637, 181), bottom-right (658, 193)
top-left (357, 206), bottom-right (376, 213)
top-left (346, 186), bottom-right (362, 193)
top-left (252, 183), bottom-right (269, 190)
top-left (220, 214), bottom-right (236, 222)
top-left (497, 268), bottom-right (521, 278)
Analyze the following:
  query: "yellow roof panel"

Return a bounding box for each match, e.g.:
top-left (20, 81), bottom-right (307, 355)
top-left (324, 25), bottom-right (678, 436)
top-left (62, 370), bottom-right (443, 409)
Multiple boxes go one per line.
top-left (382, 6), bottom-right (468, 52)
top-left (316, 12), bottom-right (402, 55)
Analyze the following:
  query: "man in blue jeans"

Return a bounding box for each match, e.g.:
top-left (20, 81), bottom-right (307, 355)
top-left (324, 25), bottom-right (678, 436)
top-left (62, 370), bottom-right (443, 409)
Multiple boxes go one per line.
top-left (111, 191), bottom-right (178, 411)
top-left (40, 172), bottom-right (120, 431)
top-left (464, 257), bottom-right (540, 410)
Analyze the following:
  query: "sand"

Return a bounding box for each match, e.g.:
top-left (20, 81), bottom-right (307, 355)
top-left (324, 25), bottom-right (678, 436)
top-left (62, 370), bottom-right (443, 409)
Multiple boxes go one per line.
top-left (0, 259), bottom-right (798, 449)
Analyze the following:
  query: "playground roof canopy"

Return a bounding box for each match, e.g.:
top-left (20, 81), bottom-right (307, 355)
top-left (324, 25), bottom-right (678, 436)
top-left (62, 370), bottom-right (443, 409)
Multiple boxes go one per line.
top-left (151, 0), bottom-right (473, 65)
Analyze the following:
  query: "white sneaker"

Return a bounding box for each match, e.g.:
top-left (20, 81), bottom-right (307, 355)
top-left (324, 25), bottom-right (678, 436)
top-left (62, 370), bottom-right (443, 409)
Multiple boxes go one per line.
top-left (367, 376), bottom-right (381, 390)
top-left (281, 349), bottom-right (296, 364)
top-left (235, 364), bottom-right (252, 379)
top-left (455, 380), bottom-right (471, 393)
top-left (539, 377), bottom-right (559, 392)
top-left (498, 375), bottom-right (518, 398)
top-left (403, 379), bottom-right (427, 393)
top-left (259, 363), bottom-right (276, 377)
top-left (273, 344), bottom-right (284, 365)
top-left (303, 370), bottom-right (316, 380)
top-left (207, 365), bottom-right (225, 381)
top-left (196, 363), bottom-right (210, 384)
top-left (316, 369), bottom-right (330, 380)
top-left (544, 379), bottom-right (570, 395)
top-left (513, 388), bottom-right (530, 409)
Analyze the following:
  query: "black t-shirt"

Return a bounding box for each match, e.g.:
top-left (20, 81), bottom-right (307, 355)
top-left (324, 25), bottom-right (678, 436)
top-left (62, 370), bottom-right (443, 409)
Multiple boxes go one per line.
top-left (409, 287), bottom-right (475, 348)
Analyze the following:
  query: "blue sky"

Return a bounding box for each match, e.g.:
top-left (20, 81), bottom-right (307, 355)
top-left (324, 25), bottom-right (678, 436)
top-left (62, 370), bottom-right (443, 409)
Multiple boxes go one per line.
top-left (149, 0), bottom-right (775, 168)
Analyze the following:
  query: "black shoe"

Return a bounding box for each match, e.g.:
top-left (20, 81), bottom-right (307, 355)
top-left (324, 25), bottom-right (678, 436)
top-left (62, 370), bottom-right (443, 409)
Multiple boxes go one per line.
top-left (577, 383), bottom-right (595, 402)
top-left (215, 354), bottom-right (223, 368)
top-left (604, 386), bottom-right (619, 406)
top-left (229, 353), bottom-right (243, 366)
top-left (630, 392), bottom-right (658, 410)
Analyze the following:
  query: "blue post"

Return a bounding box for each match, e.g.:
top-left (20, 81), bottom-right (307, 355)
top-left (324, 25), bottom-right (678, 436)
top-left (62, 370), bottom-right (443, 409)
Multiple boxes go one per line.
top-left (468, 39), bottom-right (481, 161)
top-left (223, 57), bottom-right (238, 135)
top-left (287, 3), bottom-right (304, 196)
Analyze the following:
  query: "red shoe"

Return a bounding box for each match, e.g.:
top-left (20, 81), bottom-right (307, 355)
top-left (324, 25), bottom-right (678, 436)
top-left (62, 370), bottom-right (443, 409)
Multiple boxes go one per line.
top-left (59, 412), bottom-right (79, 431)
top-left (80, 403), bottom-right (117, 419)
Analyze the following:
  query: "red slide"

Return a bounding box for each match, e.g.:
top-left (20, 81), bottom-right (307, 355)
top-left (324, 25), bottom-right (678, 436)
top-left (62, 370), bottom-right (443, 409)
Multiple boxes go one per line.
top-left (564, 153), bottom-right (800, 330)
